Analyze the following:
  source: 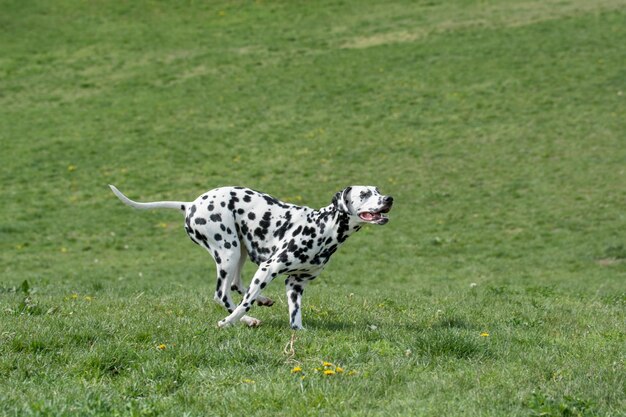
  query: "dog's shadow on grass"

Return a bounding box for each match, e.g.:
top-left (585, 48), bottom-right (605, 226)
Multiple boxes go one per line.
top-left (261, 318), bottom-right (360, 331)
top-left (247, 316), bottom-right (490, 360)
top-left (261, 316), bottom-right (427, 333)
top-left (261, 316), bottom-right (364, 332)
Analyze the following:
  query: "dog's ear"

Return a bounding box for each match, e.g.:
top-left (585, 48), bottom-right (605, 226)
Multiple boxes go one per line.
top-left (332, 186), bottom-right (353, 214)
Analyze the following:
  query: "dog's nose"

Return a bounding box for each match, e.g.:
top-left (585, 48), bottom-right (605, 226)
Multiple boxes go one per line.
top-left (383, 196), bottom-right (394, 205)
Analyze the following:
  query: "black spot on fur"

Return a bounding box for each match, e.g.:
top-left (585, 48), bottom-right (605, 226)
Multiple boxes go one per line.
top-left (273, 212), bottom-right (292, 240)
top-left (240, 222), bottom-right (249, 236)
top-left (254, 227), bottom-right (266, 240)
top-left (260, 212), bottom-right (272, 229)
top-left (263, 194), bottom-right (278, 205)
top-left (336, 212), bottom-right (351, 243)
top-left (227, 195), bottom-right (239, 211)
top-left (194, 230), bottom-right (208, 245)
top-left (195, 218), bottom-right (206, 225)
top-left (277, 250), bottom-right (289, 263)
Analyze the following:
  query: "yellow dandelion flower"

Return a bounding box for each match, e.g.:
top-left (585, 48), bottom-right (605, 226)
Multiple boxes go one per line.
top-left (157, 344), bottom-right (167, 350)
top-left (323, 369), bottom-right (336, 376)
top-left (323, 361), bottom-right (333, 367)
top-left (335, 366), bottom-right (344, 373)
top-left (241, 378), bottom-right (255, 384)
top-left (347, 370), bottom-right (358, 376)
top-left (67, 164), bottom-right (77, 172)
top-left (291, 366), bottom-right (303, 374)
top-left (480, 332), bottom-right (490, 337)
top-left (84, 296), bottom-right (93, 302)
top-left (71, 293), bottom-right (78, 299)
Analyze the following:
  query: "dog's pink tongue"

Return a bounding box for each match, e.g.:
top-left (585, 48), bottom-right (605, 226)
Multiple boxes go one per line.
top-left (359, 212), bottom-right (374, 221)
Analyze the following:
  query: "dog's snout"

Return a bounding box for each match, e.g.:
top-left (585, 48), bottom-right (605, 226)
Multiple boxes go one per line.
top-left (383, 196), bottom-right (394, 205)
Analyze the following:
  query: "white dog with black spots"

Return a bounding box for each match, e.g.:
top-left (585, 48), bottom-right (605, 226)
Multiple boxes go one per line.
top-left (110, 185), bottom-right (393, 329)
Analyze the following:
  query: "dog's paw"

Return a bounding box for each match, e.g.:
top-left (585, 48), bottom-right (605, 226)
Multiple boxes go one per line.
top-left (241, 315), bottom-right (262, 327)
top-left (256, 296), bottom-right (274, 307)
top-left (217, 318), bottom-right (235, 328)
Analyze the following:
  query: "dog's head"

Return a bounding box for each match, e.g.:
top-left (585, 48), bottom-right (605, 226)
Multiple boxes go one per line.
top-left (332, 186), bottom-right (394, 225)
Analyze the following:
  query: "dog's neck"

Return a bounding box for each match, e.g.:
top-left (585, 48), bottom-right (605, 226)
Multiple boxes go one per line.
top-left (314, 205), bottom-right (362, 245)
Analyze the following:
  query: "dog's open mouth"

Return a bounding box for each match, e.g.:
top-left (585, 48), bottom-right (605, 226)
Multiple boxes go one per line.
top-left (358, 206), bottom-right (391, 224)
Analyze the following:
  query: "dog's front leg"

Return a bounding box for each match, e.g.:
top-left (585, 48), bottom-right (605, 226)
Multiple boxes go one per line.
top-left (217, 261), bottom-right (280, 328)
top-left (285, 276), bottom-right (311, 330)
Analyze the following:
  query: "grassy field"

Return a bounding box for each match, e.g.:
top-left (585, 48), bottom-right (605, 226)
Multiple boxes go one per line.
top-left (1, 0), bottom-right (625, 415)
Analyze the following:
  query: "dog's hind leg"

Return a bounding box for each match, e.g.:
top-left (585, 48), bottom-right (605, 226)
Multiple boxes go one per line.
top-left (210, 248), bottom-right (262, 327)
top-left (229, 246), bottom-right (274, 307)
top-left (213, 259), bottom-right (238, 314)
top-left (218, 259), bottom-right (286, 328)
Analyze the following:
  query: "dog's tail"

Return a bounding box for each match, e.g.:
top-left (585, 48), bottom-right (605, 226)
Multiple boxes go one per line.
top-left (109, 185), bottom-right (188, 212)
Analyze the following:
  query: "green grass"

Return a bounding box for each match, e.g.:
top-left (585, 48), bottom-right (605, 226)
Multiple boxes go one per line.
top-left (1, 0), bottom-right (625, 415)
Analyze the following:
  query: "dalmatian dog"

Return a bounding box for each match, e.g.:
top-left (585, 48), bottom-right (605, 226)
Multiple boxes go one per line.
top-left (109, 184), bottom-right (393, 329)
